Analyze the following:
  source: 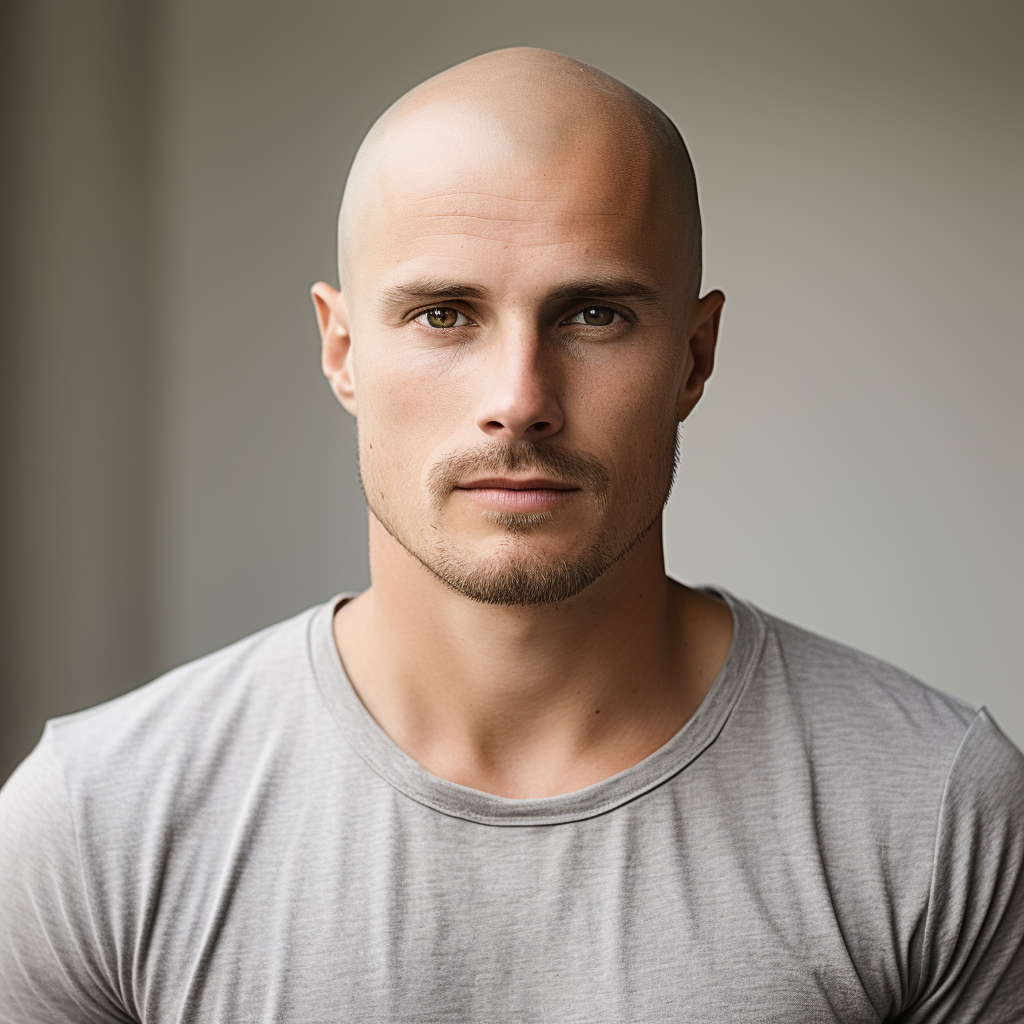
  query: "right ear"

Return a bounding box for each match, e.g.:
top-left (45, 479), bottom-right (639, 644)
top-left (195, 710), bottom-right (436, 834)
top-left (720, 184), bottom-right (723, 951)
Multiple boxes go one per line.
top-left (311, 282), bottom-right (357, 416)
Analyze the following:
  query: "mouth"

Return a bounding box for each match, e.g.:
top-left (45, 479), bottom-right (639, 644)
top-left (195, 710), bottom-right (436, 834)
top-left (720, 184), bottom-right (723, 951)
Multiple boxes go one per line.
top-left (454, 477), bottom-right (580, 513)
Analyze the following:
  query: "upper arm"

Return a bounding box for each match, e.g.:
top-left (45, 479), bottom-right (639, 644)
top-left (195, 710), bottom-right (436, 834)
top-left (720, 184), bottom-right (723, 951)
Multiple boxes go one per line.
top-left (904, 711), bottom-right (1024, 1022)
top-left (0, 732), bottom-right (133, 1024)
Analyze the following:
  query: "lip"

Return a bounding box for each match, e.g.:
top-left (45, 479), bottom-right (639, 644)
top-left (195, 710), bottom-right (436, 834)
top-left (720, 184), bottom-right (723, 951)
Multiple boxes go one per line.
top-left (453, 477), bottom-right (580, 513)
top-left (456, 477), bottom-right (578, 491)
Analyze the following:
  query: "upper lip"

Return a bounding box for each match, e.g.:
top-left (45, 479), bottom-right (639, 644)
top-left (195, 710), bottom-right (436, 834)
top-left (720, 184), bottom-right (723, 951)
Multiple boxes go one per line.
top-left (456, 477), bottom-right (578, 491)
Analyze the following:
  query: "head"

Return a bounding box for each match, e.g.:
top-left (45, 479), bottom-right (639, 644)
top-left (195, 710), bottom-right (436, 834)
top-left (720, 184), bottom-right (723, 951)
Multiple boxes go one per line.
top-left (313, 47), bottom-right (723, 605)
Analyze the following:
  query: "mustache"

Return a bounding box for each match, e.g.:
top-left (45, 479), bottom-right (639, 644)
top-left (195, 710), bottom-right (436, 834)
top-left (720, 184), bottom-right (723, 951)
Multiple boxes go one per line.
top-left (427, 441), bottom-right (611, 502)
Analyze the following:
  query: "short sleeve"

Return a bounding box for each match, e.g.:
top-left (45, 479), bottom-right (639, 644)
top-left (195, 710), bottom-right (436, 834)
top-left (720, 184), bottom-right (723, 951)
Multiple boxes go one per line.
top-left (905, 710), bottom-right (1024, 1022)
top-left (0, 730), bottom-right (133, 1023)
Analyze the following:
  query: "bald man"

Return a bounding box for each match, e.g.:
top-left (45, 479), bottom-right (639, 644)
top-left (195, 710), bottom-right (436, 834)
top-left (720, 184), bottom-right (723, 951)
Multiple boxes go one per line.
top-left (1, 49), bottom-right (1022, 1023)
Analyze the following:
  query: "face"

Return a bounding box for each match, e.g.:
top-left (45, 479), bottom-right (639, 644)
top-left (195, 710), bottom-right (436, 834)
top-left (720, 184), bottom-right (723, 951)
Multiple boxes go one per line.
top-left (317, 112), bottom-right (721, 605)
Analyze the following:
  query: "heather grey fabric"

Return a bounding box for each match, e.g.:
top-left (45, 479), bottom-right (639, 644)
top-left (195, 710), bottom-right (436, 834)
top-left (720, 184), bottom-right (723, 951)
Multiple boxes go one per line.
top-left (1, 590), bottom-right (1022, 1023)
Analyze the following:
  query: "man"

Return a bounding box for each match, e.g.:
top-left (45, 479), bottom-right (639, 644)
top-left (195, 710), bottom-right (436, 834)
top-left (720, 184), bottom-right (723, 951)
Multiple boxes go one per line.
top-left (1, 47), bottom-right (1021, 1022)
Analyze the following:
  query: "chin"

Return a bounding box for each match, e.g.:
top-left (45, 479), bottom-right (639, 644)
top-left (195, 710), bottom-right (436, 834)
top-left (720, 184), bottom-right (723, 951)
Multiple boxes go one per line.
top-left (424, 531), bottom-right (617, 606)
top-left (482, 509), bottom-right (556, 534)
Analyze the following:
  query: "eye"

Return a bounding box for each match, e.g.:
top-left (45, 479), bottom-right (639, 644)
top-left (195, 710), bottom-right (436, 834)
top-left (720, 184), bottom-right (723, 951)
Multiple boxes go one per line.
top-left (566, 306), bottom-right (621, 327)
top-left (415, 307), bottom-right (470, 329)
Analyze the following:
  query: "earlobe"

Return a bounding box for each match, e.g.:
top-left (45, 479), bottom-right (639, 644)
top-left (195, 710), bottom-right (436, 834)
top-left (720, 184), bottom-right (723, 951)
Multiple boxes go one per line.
top-left (676, 289), bottom-right (725, 423)
top-left (311, 281), bottom-right (358, 416)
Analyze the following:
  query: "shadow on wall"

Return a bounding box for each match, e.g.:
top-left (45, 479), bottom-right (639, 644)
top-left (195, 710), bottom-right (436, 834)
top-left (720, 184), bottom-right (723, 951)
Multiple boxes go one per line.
top-left (2, 2), bottom-right (158, 781)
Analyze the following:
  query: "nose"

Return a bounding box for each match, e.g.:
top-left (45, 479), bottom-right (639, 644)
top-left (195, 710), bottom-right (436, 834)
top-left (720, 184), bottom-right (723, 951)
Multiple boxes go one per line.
top-left (474, 330), bottom-right (564, 441)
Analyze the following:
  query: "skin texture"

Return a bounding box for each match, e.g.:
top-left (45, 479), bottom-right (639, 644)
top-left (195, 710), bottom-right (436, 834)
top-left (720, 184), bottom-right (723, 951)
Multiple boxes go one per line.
top-left (312, 48), bottom-right (732, 798)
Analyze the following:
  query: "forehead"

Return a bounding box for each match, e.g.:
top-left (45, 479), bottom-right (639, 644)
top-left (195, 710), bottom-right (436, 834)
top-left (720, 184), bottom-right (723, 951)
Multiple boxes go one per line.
top-left (346, 112), bottom-right (684, 296)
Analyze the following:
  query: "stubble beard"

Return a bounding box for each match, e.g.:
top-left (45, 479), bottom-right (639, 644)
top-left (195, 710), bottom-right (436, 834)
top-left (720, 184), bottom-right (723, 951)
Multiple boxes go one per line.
top-left (358, 431), bottom-right (680, 606)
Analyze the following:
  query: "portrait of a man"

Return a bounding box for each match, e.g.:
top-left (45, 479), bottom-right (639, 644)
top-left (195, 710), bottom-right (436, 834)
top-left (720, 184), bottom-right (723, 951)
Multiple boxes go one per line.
top-left (1, 32), bottom-right (1021, 1024)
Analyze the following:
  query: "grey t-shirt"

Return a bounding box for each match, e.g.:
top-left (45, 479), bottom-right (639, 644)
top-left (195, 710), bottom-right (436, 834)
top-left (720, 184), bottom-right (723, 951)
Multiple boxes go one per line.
top-left (2, 591), bottom-right (1022, 1023)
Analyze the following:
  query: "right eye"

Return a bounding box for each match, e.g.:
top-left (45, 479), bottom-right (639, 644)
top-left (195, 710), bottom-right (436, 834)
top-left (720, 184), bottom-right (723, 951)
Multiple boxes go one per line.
top-left (415, 307), bottom-right (471, 329)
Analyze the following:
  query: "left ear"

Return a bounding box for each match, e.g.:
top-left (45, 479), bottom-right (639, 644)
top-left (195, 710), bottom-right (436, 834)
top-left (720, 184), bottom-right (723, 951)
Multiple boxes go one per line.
top-left (677, 289), bottom-right (725, 422)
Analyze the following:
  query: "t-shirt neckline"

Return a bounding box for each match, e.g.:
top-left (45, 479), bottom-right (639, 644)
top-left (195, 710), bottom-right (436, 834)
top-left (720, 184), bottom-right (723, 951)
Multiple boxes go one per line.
top-left (308, 587), bottom-right (766, 826)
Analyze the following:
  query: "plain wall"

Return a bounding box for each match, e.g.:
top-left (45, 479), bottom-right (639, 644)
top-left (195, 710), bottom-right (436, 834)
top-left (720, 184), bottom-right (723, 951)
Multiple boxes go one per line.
top-left (2, 1), bottom-right (156, 780)
top-left (3, 0), bottom-right (1021, 780)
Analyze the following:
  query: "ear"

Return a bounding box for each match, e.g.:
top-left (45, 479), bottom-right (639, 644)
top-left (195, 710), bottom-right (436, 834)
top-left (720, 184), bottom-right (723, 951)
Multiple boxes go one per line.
top-left (676, 289), bottom-right (725, 423)
top-left (311, 281), bottom-right (357, 416)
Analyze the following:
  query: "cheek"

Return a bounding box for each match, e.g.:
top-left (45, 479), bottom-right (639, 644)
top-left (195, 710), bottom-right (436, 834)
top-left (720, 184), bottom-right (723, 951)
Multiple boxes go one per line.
top-left (353, 345), bottom-right (473, 483)
top-left (563, 348), bottom-right (682, 513)
top-left (568, 345), bottom-right (681, 449)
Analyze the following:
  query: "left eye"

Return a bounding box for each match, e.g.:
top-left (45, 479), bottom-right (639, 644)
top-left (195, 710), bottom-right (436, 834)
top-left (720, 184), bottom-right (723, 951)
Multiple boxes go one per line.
top-left (416, 307), bottom-right (471, 329)
top-left (566, 306), bottom-right (620, 327)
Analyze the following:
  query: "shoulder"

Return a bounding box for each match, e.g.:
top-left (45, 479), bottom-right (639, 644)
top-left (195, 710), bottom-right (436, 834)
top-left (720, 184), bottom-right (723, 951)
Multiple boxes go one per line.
top-left (0, 599), bottom-right (340, 1019)
top-left (728, 597), bottom-right (1023, 892)
top-left (42, 600), bottom-right (325, 777)
top-left (726, 599), bottom-right (1024, 1015)
top-left (753, 603), bottom-right (1024, 829)
top-left (3, 600), bottom-right (332, 859)
top-left (754, 606), bottom-right (990, 770)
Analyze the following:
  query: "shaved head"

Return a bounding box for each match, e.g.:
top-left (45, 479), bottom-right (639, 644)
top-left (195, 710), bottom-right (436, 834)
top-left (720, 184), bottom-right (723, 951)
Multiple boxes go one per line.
top-left (315, 46), bottom-right (722, 607)
top-left (338, 47), bottom-right (701, 299)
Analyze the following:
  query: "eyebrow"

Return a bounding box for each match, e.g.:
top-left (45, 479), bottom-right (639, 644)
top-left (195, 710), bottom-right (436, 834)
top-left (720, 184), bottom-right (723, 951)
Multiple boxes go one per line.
top-left (380, 280), bottom-right (487, 312)
top-left (379, 277), bottom-right (660, 314)
top-left (545, 279), bottom-right (659, 303)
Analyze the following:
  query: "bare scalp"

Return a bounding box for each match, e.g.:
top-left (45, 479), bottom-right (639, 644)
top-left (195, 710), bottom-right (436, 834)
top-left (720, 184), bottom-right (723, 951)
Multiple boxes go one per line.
top-left (337, 47), bottom-right (701, 296)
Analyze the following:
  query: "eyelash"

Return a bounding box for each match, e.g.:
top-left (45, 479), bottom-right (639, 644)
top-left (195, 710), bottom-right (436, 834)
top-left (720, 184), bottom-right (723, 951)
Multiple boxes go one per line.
top-left (413, 307), bottom-right (473, 329)
top-left (411, 305), bottom-right (627, 329)
top-left (562, 306), bottom-right (625, 326)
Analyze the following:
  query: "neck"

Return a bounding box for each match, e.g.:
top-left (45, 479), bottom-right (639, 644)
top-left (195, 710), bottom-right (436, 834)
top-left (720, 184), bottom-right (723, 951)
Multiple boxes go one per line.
top-left (334, 516), bottom-right (732, 798)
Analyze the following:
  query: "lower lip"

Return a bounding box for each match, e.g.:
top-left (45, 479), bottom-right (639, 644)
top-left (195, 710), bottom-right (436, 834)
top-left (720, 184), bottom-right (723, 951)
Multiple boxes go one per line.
top-left (455, 487), bottom-right (578, 512)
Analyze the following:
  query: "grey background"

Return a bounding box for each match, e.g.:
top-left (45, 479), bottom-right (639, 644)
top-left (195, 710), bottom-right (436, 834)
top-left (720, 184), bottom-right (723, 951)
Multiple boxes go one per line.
top-left (3, 0), bottom-right (1021, 782)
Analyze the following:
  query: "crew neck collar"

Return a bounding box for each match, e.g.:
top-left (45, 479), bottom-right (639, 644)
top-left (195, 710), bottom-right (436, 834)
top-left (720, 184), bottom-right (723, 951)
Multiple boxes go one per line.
top-left (308, 588), bottom-right (766, 826)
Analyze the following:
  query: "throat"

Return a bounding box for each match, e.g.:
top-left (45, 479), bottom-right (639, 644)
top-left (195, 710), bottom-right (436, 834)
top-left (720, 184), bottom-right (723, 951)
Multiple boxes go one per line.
top-left (331, 571), bottom-right (732, 800)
